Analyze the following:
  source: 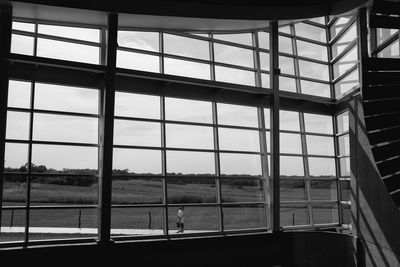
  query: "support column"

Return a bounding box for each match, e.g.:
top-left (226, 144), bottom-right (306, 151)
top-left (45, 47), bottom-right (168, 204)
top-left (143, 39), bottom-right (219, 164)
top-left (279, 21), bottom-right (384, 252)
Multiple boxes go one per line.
top-left (0, 5), bottom-right (13, 231)
top-left (270, 21), bottom-right (281, 232)
top-left (98, 13), bottom-right (118, 245)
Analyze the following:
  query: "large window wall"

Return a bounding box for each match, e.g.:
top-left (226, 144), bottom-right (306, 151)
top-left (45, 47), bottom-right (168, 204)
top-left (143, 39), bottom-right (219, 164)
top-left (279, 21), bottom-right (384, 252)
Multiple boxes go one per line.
top-left (0, 11), bottom-right (358, 246)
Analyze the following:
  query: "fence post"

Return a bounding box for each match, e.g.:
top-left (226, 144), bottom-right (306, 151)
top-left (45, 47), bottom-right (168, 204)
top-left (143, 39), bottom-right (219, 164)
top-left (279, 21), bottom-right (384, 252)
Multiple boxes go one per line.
top-left (10, 209), bottom-right (14, 228)
top-left (148, 211), bottom-right (152, 229)
top-left (78, 210), bottom-right (82, 229)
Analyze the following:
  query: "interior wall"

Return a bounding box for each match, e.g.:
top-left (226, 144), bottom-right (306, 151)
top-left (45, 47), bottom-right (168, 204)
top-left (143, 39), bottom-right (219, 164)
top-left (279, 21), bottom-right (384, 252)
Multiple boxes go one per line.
top-left (349, 96), bottom-right (400, 267)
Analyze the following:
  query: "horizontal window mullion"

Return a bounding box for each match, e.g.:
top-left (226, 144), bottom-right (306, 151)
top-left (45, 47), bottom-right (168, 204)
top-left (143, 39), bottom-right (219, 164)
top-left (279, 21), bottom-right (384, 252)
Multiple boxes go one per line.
top-left (30, 172), bottom-right (99, 177)
top-left (279, 130), bottom-right (334, 137)
top-left (214, 61), bottom-right (256, 72)
top-left (221, 202), bottom-right (266, 206)
top-left (113, 144), bottom-right (161, 150)
top-left (302, 20), bottom-right (327, 29)
top-left (279, 73), bottom-right (331, 85)
top-left (163, 31), bottom-right (211, 42)
top-left (163, 53), bottom-right (211, 64)
top-left (11, 29), bottom-right (35, 37)
top-left (212, 39), bottom-right (256, 50)
top-left (32, 109), bottom-right (100, 118)
top-left (14, 17), bottom-right (103, 31)
top-left (218, 149), bottom-right (261, 155)
top-left (29, 140), bottom-right (99, 147)
top-left (28, 205), bottom-right (98, 210)
top-left (111, 204), bottom-right (166, 208)
top-left (36, 33), bottom-right (101, 47)
top-left (279, 32), bottom-right (328, 46)
top-left (117, 46), bottom-right (161, 56)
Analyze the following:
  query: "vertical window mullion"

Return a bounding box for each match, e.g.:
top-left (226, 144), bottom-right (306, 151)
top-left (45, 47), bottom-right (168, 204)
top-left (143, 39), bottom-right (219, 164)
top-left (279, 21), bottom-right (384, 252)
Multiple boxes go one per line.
top-left (209, 33), bottom-right (216, 81)
top-left (299, 112), bottom-right (313, 226)
top-left (258, 107), bottom-right (271, 229)
top-left (212, 102), bottom-right (223, 232)
top-left (326, 16), bottom-right (335, 99)
top-left (253, 32), bottom-right (262, 88)
top-left (333, 113), bottom-right (343, 225)
top-left (159, 32), bottom-right (164, 74)
top-left (291, 24), bottom-right (302, 94)
top-left (160, 96), bottom-right (168, 235)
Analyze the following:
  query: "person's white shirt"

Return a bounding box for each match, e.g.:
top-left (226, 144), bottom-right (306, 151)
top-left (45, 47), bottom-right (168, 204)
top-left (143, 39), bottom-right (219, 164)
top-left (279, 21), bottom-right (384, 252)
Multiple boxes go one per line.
top-left (177, 209), bottom-right (184, 223)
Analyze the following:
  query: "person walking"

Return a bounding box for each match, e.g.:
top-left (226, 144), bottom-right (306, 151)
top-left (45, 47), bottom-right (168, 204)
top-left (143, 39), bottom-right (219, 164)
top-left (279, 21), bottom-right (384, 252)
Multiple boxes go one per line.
top-left (176, 206), bottom-right (184, 233)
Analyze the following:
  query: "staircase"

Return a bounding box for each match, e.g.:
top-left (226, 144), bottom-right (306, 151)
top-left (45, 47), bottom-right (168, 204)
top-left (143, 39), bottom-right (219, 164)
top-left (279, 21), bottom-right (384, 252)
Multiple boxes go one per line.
top-left (361, 0), bottom-right (400, 207)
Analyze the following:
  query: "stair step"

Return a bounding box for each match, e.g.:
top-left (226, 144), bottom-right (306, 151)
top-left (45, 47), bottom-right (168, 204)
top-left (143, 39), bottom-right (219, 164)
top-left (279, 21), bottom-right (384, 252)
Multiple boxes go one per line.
top-left (363, 85), bottom-right (400, 100)
top-left (369, 14), bottom-right (400, 29)
top-left (372, 141), bottom-right (400, 162)
top-left (363, 72), bottom-right (400, 86)
top-left (362, 58), bottom-right (400, 71)
top-left (368, 127), bottom-right (400, 145)
top-left (363, 98), bottom-right (400, 116)
top-left (383, 173), bottom-right (400, 193)
top-left (377, 156), bottom-right (400, 177)
top-left (365, 112), bottom-right (400, 131)
top-left (371, 1), bottom-right (400, 16)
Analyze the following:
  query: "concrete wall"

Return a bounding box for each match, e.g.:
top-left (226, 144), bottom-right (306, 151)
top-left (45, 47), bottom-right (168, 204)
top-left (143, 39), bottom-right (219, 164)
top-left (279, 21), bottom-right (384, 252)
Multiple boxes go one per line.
top-left (0, 231), bottom-right (357, 267)
top-left (349, 96), bottom-right (400, 267)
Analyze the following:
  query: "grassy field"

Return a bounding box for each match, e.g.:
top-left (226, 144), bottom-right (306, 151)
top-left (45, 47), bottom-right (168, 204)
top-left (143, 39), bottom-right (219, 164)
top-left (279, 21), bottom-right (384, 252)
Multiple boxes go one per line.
top-left (1, 178), bottom-right (338, 242)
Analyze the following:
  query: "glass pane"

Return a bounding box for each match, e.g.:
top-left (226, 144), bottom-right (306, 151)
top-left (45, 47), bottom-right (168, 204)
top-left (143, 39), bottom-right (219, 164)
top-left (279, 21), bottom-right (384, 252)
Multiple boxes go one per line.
top-left (28, 208), bottom-right (97, 241)
top-left (295, 23), bottom-right (326, 42)
top-left (35, 83), bottom-right (99, 114)
top-left (297, 40), bottom-right (327, 61)
top-left (280, 179), bottom-right (306, 201)
top-left (167, 151), bottom-right (215, 175)
top-left (280, 110), bottom-right (300, 131)
top-left (264, 109), bottom-right (270, 129)
top-left (377, 28), bottom-right (399, 46)
top-left (217, 103), bottom-right (258, 127)
top-left (308, 17), bottom-right (325, 25)
top-left (214, 43), bottom-right (254, 68)
top-left (310, 180), bottom-right (338, 201)
top-left (213, 33), bottom-right (253, 46)
top-left (3, 172), bottom-right (26, 206)
top-left (279, 25), bottom-right (291, 34)
top-left (260, 52), bottom-right (270, 71)
top-left (279, 36), bottom-right (293, 54)
top-left (330, 17), bottom-right (351, 39)
top-left (118, 31), bottom-right (159, 51)
top-left (304, 113), bottom-right (333, 134)
top-left (220, 153), bottom-right (262, 176)
top-left (308, 157), bottom-right (336, 178)
top-left (280, 76), bottom-right (296, 93)
top-left (312, 203), bottom-right (338, 224)
top-left (280, 156), bottom-right (304, 177)
top-left (219, 128), bottom-right (260, 152)
top-left (37, 38), bottom-right (100, 64)
top-left (115, 92), bottom-right (160, 119)
top-left (6, 111), bottom-right (30, 140)
top-left (113, 120), bottom-right (161, 147)
top-left (221, 178), bottom-right (264, 202)
top-left (261, 73), bottom-right (270, 88)
top-left (164, 58), bottom-right (210, 80)
top-left (30, 177), bottom-right (98, 205)
top-left (117, 50), bottom-right (160, 73)
top-left (223, 205), bottom-right (266, 230)
top-left (378, 39), bottom-right (400, 58)
top-left (32, 144), bottom-right (98, 172)
top-left (340, 180), bottom-right (351, 201)
top-left (280, 133), bottom-right (302, 154)
top-left (306, 135), bottom-right (335, 156)
top-left (33, 114), bottom-right (98, 144)
top-left (164, 34), bottom-right (209, 60)
top-left (112, 178), bottom-right (163, 204)
top-left (167, 177), bottom-right (216, 204)
top-left (279, 56), bottom-right (295, 75)
top-left (166, 124), bottom-right (214, 149)
top-left (11, 34), bottom-right (34, 55)
top-left (342, 204), bottom-right (351, 225)
top-left (258, 32), bottom-right (269, 50)
top-left (168, 206), bottom-right (218, 234)
top-left (111, 207), bottom-right (163, 236)
top-left (331, 23), bottom-right (357, 58)
top-left (298, 60), bottom-right (329, 81)
top-left (300, 80), bottom-right (331, 98)
top-left (336, 112), bottom-right (349, 133)
top-left (281, 203), bottom-right (309, 226)
top-left (334, 68), bottom-right (359, 98)
top-left (4, 143), bottom-right (28, 170)
top-left (333, 45), bottom-right (358, 78)
top-left (12, 21), bottom-right (35, 32)
top-left (8, 80), bottom-right (31, 108)
top-left (1, 208), bottom-right (26, 243)
top-left (338, 135), bottom-right (350, 156)
top-left (113, 148), bottom-right (161, 175)
top-left (215, 66), bottom-right (255, 86)
top-left (38, 24), bottom-right (100, 42)
top-left (339, 157), bottom-right (350, 177)
top-left (165, 97), bottom-right (212, 123)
